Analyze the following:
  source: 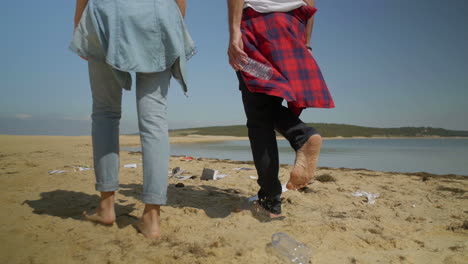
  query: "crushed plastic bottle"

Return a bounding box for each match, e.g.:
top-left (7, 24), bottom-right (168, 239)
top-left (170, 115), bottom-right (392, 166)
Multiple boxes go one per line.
top-left (271, 232), bottom-right (310, 264)
top-left (239, 57), bottom-right (273, 80)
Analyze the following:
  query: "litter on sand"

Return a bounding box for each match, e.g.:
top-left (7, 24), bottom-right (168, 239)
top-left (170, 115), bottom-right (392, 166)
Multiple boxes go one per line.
top-left (351, 190), bottom-right (380, 204)
top-left (66, 165), bottom-right (92, 172)
top-left (171, 167), bottom-right (183, 177)
top-left (168, 167), bottom-right (194, 180)
top-left (123, 164), bottom-right (137, 168)
top-left (49, 170), bottom-right (68, 174)
top-left (232, 167), bottom-right (255, 171)
top-left (176, 176), bottom-right (192, 181)
top-left (215, 174), bottom-right (229, 180)
top-left (201, 168), bottom-right (229, 180)
top-left (180, 157), bottom-right (194, 161)
top-left (248, 183), bottom-right (289, 202)
top-left (249, 176), bottom-right (258, 179)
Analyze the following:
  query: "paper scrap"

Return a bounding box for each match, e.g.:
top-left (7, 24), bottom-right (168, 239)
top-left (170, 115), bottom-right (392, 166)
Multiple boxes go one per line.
top-left (176, 176), bottom-right (192, 181)
top-left (233, 167), bottom-right (254, 171)
top-left (73, 166), bottom-right (92, 172)
top-left (215, 174), bottom-right (229, 180)
top-left (249, 176), bottom-right (258, 179)
top-left (65, 165), bottom-right (92, 172)
top-left (351, 190), bottom-right (380, 204)
top-left (124, 164), bottom-right (137, 168)
top-left (171, 167), bottom-right (183, 177)
top-left (49, 170), bottom-right (68, 174)
top-left (201, 168), bottom-right (217, 180)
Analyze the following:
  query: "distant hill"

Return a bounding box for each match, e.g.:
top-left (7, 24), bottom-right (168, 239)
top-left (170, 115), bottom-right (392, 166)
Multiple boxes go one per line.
top-left (169, 123), bottom-right (468, 138)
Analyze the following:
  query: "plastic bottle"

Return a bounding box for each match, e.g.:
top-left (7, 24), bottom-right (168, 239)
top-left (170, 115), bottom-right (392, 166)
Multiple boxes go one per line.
top-left (271, 232), bottom-right (310, 264)
top-left (239, 57), bottom-right (273, 80)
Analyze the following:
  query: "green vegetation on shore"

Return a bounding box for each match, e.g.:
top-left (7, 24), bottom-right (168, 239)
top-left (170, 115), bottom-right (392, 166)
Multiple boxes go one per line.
top-left (169, 123), bottom-right (468, 138)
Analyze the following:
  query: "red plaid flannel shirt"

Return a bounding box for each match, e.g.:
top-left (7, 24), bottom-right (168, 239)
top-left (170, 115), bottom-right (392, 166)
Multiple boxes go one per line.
top-left (240, 6), bottom-right (335, 115)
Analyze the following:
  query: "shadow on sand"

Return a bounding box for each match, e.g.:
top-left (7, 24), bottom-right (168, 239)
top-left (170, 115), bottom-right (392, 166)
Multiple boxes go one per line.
top-left (23, 190), bottom-right (137, 228)
top-left (119, 183), bottom-right (283, 222)
top-left (25, 183), bottom-right (283, 225)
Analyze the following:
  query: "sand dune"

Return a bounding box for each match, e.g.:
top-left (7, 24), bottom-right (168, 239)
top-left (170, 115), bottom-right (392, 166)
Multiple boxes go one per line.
top-left (0, 135), bottom-right (467, 264)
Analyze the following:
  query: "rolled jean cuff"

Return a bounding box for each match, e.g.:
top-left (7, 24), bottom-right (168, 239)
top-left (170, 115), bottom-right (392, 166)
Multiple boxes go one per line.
top-left (95, 182), bottom-right (119, 192)
top-left (142, 193), bottom-right (167, 205)
top-left (292, 127), bottom-right (319, 151)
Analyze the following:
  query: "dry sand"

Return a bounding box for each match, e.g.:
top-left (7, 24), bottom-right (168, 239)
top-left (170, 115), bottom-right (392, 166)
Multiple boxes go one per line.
top-left (0, 135), bottom-right (467, 264)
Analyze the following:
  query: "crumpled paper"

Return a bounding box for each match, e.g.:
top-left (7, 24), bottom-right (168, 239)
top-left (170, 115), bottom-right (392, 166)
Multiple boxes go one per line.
top-left (351, 190), bottom-right (380, 204)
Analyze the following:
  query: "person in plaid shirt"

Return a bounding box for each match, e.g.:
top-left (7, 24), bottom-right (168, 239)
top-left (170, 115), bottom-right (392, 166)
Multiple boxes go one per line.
top-left (227, 0), bottom-right (334, 217)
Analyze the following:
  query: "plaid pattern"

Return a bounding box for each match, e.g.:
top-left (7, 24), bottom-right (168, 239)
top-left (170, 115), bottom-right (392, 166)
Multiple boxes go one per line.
top-left (240, 6), bottom-right (335, 114)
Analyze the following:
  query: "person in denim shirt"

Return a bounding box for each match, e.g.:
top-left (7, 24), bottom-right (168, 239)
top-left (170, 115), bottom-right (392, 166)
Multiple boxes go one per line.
top-left (71, 0), bottom-right (195, 238)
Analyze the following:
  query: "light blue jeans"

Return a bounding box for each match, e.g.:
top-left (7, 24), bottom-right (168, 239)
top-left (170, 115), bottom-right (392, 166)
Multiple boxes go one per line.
top-left (88, 59), bottom-right (170, 205)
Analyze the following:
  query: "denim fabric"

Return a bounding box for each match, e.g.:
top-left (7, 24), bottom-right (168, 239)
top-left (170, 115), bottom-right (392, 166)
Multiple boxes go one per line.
top-left (89, 59), bottom-right (171, 205)
top-left (70, 0), bottom-right (195, 92)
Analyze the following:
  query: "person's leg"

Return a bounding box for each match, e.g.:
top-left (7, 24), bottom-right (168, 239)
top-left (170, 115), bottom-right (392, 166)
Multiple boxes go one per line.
top-left (84, 59), bottom-right (128, 224)
top-left (135, 69), bottom-right (171, 238)
top-left (274, 106), bottom-right (322, 190)
top-left (237, 73), bottom-right (283, 216)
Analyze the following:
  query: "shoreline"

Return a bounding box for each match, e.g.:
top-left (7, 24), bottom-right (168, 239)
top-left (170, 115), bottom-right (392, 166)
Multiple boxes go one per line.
top-left (1, 133), bottom-right (467, 145)
top-left (2, 135), bottom-right (467, 177)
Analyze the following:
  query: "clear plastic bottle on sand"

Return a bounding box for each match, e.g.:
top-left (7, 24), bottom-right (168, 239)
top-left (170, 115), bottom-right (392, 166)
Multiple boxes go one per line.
top-left (239, 57), bottom-right (273, 80)
top-left (271, 232), bottom-right (310, 264)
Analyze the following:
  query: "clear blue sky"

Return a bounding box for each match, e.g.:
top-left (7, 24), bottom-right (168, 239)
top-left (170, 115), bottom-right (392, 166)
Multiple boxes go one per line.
top-left (1, 0), bottom-right (467, 135)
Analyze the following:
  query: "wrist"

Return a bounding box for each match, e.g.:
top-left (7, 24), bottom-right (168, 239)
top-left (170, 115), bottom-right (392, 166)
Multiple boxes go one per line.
top-left (230, 26), bottom-right (241, 35)
top-left (229, 29), bottom-right (242, 41)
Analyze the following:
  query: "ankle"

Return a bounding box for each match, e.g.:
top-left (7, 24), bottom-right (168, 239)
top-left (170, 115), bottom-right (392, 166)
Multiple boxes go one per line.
top-left (99, 191), bottom-right (115, 209)
top-left (143, 204), bottom-right (161, 219)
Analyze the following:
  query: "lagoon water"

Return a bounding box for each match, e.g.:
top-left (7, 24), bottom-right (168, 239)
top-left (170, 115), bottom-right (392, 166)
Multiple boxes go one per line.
top-left (168, 138), bottom-right (468, 176)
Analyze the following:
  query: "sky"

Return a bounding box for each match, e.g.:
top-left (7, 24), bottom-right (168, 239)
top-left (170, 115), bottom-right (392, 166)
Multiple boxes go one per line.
top-left (1, 0), bottom-right (467, 136)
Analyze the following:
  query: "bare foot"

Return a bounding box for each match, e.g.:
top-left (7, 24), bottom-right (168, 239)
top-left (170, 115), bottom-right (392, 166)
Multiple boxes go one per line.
top-left (287, 134), bottom-right (322, 190)
top-left (83, 191), bottom-right (116, 225)
top-left (136, 204), bottom-right (161, 239)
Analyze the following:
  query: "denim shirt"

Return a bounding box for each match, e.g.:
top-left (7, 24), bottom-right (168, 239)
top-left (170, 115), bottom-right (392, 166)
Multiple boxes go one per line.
top-left (70, 0), bottom-right (196, 92)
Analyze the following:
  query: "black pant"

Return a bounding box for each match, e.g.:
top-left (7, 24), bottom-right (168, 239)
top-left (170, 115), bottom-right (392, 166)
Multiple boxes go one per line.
top-left (237, 72), bottom-right (318, 214)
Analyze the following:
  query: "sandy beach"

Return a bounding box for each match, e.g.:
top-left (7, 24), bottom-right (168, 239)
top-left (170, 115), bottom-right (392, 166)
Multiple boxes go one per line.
top-left (0, 135), bottom-right (467, 264)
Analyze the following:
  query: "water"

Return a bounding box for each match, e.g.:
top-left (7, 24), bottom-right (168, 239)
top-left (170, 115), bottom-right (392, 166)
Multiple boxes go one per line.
top-left (167, 138), bottom-right (468, 176)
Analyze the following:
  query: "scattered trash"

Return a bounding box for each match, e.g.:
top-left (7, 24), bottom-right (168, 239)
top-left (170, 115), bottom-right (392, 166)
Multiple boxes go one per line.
top-left (175, 183), bottom-right (185, 188)
top-left (215, 174), bottom-right (229, 180)
top-left (123, 164), bottom-right (137, 168)
top-left (180, 157), bottom-right (194, 161)
top-left (249, 176), bottom-right (258, 179)
top-left (176, 176), bottom-right (192, 181)
top-left (201, 168), bottom-right (229, 180)
top-left (270, 232), bottom-right (310, 264)
top-left (172, 167), bottom-right (183, 177)
top-left (66, 165), bottom-right (92, 172)
top-left (169, 167), bottom-right (194, 180)
top-left (351, 190), bottom-right (380, 204)
top-left (48, 170), bottom-right (68, 174)
top-left (233, 167), bottom-right (255, 171)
